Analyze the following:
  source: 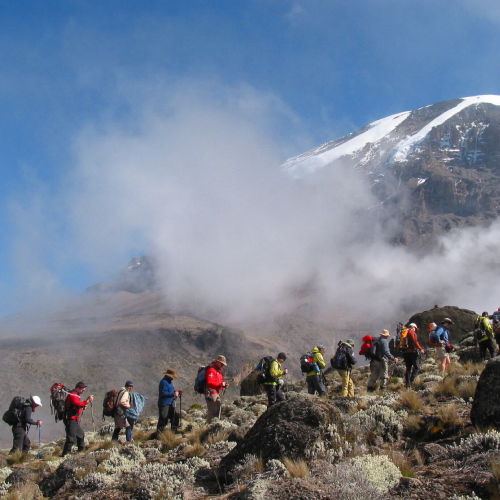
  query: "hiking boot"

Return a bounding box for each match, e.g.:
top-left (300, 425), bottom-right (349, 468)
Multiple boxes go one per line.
top-left (61, 443), bottom-right (72, 457)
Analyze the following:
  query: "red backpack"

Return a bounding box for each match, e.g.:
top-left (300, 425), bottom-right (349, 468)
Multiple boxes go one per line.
top-left (359, 335), bottom-right (374, 356)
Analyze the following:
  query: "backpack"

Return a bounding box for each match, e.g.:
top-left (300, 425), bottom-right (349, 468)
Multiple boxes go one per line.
top-left (2, 396), bottom-right (26, 426)
top-left (256, 356), bottom-right (274, 384)
top-left (194, 366), bottom-right (208, 394)
top-left (428, 327), bottom-right (441, 347)
top-left (396, 323), bottom-right (410, 350)
top-left (331, 342), bottom-right (347, 370)
top-left (359, 335), bottom-right (373, 358)
top-left (125, 392), bottom-right (147, 419)
top-left (368, 340), bottom-right (381, 361)
top-left (300, 352), bottom-right (315, 374)
top-left (102, 389), bottom-right (119, 418)
top-left (50, 383), bottom-right (70, 422)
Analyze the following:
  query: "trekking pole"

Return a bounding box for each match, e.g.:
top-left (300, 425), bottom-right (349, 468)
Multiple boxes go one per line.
top-left (179, 393), bottom-right (182, 427)
top-left (218, 388), bottom-right (226, 419)
top-left (284, 374), bottom-right (289, 394)
top-left (90, 402), bottom-right (96, 433)
top-left (37, 426), bottom-right (41, 460)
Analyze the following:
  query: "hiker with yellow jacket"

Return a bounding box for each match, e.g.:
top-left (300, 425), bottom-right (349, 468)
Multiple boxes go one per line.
top-left (264, 353), bottom-right (288, 406)
top-left (306, 345), bottom-right (327, 396)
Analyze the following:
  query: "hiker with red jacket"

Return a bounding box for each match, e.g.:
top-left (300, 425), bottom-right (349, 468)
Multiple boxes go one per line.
top-left (9, 396), bottom-right (42, 455)
top-left (62, 381), bottom-right (94, 456)
top-left (403, 323), bottom-right (425, 389)
top-left (205, 355), bottom-right (229, 423)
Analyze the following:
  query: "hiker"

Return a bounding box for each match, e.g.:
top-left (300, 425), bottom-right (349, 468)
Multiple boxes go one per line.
top-left (9, 396), bottom-right (42, 455)
top-left (492, 310), bottom-right (500, 356)
top-left (157, 369), bottom-right (179, 433)
top-left (334, 339), bottom-right (357, 397)
top-left (403, 323), bottom-right (425, 389)
top-left (63, 382), bottom-right (94, 456)
top-left (367, 330), bottom-right (399, 391)
top-left (435, 318), bottom-right (453, 373)
top-left (305, 345), bottom-right (327, 396)
top-left (475, 312), bottom-right (494, 361)
top-left (264, 353), bottom-right (288, 406)
top-left (205, 355), bottom-right (229, 423)
top-left (112, 381), bottom-right (134, 442)
top-left (125, 388), bottom-right (147, 443)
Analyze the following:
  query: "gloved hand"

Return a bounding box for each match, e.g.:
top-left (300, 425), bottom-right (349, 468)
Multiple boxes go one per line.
top-left (37, 420), bottom-right (42, 426)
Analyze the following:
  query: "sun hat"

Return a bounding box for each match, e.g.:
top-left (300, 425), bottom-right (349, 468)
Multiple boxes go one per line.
top-left (380, 329), bottom-right (390, 337)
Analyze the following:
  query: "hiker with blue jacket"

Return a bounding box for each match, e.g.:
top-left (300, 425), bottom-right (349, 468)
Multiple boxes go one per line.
top-left (157, 368), bottom-right (179, 433)
top-left (367, 330), bottom-right (399, 391)
top-left (435, 318), bottom-right (453, 373)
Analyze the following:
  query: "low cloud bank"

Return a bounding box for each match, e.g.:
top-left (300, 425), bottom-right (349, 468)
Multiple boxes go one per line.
top-left (6, 81), bottom-right (500, 328)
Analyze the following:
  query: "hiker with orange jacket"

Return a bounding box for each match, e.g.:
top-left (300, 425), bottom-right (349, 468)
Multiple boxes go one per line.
top-left (403, 323), bottom-right (425, 389)
top-left (205, 355), bottom-right (229, 423)
top-left (62, 381), bottom-right (94, 456)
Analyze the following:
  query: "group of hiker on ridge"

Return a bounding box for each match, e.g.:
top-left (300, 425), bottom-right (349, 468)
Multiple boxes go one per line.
top-left (7, 310), bottom-right (498, 456)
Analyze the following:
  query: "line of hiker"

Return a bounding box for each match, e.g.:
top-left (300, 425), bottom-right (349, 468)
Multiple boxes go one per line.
top-left (473, 309), bottom-right (500, 361)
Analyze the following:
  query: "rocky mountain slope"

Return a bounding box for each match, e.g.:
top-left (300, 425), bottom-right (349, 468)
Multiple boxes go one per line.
top-left (284, 95), bottom-right (500, 247)
top-left (0, 332), bottom-right (498, 500)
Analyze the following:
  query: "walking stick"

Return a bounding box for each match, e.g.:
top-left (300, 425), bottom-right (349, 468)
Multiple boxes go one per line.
top-left (90, 402), bottom-right (96, 433)
top-left (37, 426), bottom-right (41, 460)
top-left (179, 392), bottom-right (182, 427)
top-left (218, 388), bottom-right (226, 419)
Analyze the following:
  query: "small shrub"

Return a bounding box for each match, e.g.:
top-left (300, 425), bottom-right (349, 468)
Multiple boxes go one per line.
top-left (398, 391), bottom-right (423, 413)
top-left (158, 429), bottom-right (182, 451)
top-left (205, 430), bottom-right (231, 445)
top-left (189, 403), bottom-right (203, 412)
top-left (132, 429), bottom-right (155, 443)
top-left (461, 362), bottom-right (483, 377)
top-left (182, 443), bottom-right (205, 458)
top-left (87, 441), bottom-right (117, 453)
top-left (4, 483), bottom-right (40, 500)
top-left (255, 456), bottom-right (264, 474)
top-left (404, 415), bottom-right (423, 436)
top-left (433, 375), bottom-right (459, 397)
top-left (187, 426), bottom-right (207, 445)
top-left (283, 458), bottom-right (309, 478)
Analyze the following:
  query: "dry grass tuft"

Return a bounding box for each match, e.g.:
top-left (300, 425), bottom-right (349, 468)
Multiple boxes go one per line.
top-left (188, 426), bottom-right (208, 445)
top-left (255, 456), bottom-right (264, 474)
top-left (4, 483), bottom-right (41, 500)
top-left (182, 443), bottom-right (205, 458)
top-left (6, 451), bottom-right (29, 465)
top-left (386, 449), bottom-right (414, 477)
top-left (458, 379), bottom-right (477, 400)
top-left (433, 375), bottom-right (459, 398)
top-left (205, 430), bottom-right (231, 446)
top-left (492, 455), bottom-right (500, 482)
top-left (158, 429), bottom-right (182, 451)
top-left (132, 429), bottom-right (155, 443)
top-left (398, 390), bottom-right (423, 413)
top-left (283, 458), bottom-right (309, 478)
top-left (461, 361), bottom-right (484, 377)
top-left (404, 415), bottom-right (423, 435)
top-left (437, 403), bottom-right (463, 428)
top-left (86, 440), bottom-right (117, 453)
top-left (411, 448), bottom-right (425, 466)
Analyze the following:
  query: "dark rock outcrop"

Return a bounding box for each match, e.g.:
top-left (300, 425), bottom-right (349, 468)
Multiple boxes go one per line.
top-left (6, 465), bottom-right (50, 486)
top-left (408, 305), bottom-right (477, 346)
top-left (219, 393), bottom-right (341, 482)
top-left (39, 454), bottom-right (98, 497)
top-left (239, 371), bottom-right (264, 396)
top-left (471, 357), bottom-right (500, 430)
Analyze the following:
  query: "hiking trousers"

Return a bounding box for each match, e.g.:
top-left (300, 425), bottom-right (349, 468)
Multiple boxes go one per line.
top-left (10, 424), bottom-right (30, 453)
top-left (265, 384), bottom-right (284, 407)
top-left (306, 374), bottom-right (326, 396)
top-left (64, 419), bottom-right (85, 451)
top-left (403, 352), bottom-right (420, 387)
top-left (157, 404), bottom-right (175, 433)
top-left (205, 393), bottom-right (221, 423)
top-left (368, 359), bottom-right (389, 390)
top-left (126, 417), bottom-right (137, 441)
top-left (336, 369), bottom-right (354, 397)
top-left (479, 338), bottom-right (495, 361)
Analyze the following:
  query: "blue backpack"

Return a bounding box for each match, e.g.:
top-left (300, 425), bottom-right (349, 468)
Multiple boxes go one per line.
top-left (125, 392), bottom-right (147, 419)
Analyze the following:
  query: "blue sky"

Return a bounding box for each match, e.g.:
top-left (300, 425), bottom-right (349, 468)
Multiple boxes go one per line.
top-left (1, 0), bottom-right (500, 317)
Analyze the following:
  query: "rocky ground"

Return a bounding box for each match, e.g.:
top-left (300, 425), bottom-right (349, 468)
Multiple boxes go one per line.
top-left (0, 332), bottom-right (498, 500)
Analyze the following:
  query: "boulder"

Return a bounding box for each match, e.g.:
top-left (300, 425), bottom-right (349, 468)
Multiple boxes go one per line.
top-left (471, 357), bottom-right (500, 430)
top-left (219, 393), bottom-right (341, 482)
top-left (408, 305), bottom-right (477, 346)
top-left (240, 371), bottom-right (265, 397)
top-left (39, 454), bottom-right (98, 497)
top-left (6, 465), bottom-right (49, 485)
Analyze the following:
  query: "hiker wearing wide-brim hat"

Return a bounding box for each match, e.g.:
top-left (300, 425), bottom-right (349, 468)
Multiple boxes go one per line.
top-left (367, 330), bottom-right (399, 392)
top-left (205, 355), bottom-right (230, 423)
top-left (434, 318), bottom-right (455, 374)
top-left (157, 370), bottom-right (180, 433)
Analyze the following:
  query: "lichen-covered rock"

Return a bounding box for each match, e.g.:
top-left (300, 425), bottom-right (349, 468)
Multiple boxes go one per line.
top-left (471, 357), bottom-right (500, 430)
top-left (39, 454), bottom-right (98, 497)
top-left (240, 371), bottom-right (265, 396)
top-left (219, 393), bottom-right (341, 482)
top-left (5, 465), bottom-right (50, 486)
